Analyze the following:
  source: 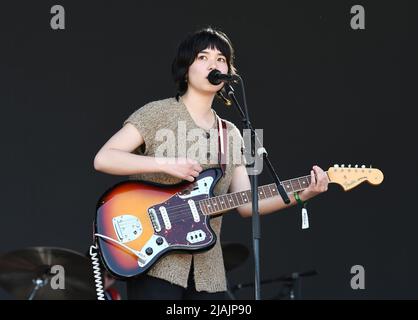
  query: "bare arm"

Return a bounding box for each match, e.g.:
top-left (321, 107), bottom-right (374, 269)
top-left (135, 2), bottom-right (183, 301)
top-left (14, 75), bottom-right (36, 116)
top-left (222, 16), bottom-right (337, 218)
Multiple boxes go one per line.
top-left (93, 123), bottom-right (202, 181)
top-left (94, 123), bottom-right (157, 175)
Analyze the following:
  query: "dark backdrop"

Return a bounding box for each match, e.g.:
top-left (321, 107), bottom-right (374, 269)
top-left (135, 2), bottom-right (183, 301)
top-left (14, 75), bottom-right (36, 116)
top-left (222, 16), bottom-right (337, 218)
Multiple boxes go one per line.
top-left (0, 0), bottom-right (417, 299)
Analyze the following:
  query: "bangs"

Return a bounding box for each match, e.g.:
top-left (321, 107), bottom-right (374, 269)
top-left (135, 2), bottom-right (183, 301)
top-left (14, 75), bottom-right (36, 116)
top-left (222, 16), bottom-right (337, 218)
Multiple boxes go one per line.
top-left (191, 33), bottom-right (232, 63)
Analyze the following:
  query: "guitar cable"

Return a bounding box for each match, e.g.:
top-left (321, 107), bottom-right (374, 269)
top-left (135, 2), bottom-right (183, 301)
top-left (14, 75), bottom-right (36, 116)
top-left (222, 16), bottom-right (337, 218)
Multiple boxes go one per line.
top-left (94, 233), bottom-right (142, 257)
top-left (89, 244), bottom-right (106, 300)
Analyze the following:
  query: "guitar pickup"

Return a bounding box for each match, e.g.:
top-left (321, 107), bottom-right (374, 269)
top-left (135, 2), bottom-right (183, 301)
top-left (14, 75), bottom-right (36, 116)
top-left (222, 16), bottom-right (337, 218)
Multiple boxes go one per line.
top-left (148, 208), bottom-right (161, 232)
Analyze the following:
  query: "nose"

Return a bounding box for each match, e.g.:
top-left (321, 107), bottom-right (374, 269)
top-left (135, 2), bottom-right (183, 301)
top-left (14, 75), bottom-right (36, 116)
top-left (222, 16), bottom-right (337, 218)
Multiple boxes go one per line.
top-left (208, 58), bottom-right (218, 71)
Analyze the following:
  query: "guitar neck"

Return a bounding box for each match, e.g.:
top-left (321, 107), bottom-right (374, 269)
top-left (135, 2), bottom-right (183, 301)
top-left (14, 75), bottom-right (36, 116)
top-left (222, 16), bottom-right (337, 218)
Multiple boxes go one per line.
top-left (199, 173), bottom-right (317, 216)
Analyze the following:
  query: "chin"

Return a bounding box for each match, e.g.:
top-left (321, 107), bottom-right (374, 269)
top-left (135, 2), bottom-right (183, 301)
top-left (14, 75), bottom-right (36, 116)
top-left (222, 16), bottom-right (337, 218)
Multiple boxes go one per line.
top-left (206, 83), bottom-right (224, 92)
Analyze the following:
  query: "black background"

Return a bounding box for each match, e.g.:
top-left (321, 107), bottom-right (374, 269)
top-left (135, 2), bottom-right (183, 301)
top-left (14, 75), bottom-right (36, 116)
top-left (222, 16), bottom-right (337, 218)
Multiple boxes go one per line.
top-left (0, 0), bottom-right (417, 299)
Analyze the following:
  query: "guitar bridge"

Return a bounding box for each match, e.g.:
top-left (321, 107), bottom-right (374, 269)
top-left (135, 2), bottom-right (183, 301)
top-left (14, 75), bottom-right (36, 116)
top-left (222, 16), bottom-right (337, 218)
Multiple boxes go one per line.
top-left (112, 215), bottom-right (143, 243)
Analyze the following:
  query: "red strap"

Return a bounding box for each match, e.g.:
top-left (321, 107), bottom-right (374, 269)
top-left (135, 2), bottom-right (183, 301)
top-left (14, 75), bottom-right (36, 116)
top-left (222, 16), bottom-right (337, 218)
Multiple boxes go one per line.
top-left (105, 287), bottom-right (121, 300)
top-left (217, 116), bottom-right (228, 176)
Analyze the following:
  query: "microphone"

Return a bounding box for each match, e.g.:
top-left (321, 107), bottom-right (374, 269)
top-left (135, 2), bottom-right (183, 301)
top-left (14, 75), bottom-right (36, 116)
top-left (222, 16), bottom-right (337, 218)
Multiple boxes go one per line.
top-left (207, 69), bottom-right (239, 85)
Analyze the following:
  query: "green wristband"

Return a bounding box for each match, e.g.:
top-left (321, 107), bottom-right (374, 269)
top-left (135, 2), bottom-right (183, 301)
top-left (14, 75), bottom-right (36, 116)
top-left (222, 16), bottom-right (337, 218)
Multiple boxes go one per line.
top-left (294, 192), bottom-right (305, 206)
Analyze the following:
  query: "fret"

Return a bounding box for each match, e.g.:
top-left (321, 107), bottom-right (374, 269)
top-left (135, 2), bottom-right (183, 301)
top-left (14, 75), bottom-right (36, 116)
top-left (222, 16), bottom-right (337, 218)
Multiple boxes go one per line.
top-left (282, 180), bottom-right (294, 193)
top-left (232, 192), bottom-right (240, 206)
top-left (211, 198), bottom-right (218, 211)
top-left (267, 185), bottom-right (273, 197)
top-left (245, 190), bottom-right (252, 203)
top-left (237, 192), bottom-right (244, 205)
top-left (290, 179), bottom-right (299, 192)
top-left (236, 192), bottom-right (244, 205)
top-left (199, 200), bottom-right (206, 215)
top-left (229, 194), bottom-right (237, 208)
top-left (296, 178), bottom-right (303, 190)
top-left (225, 195), bottom-right (231, 210)
top-left (295, 178), bottom-right (303, 191)
top-left (214, 196), bottom-right (222, 210)
top-left (270, 184), bottom-right (279, 196)
top-left (299, 176), bottom-right (310, 190)
top-left (241, 191), bottom-right (249, 204)
top-left (247, 188), bottom-right (264, 201)
top-left (199, 199), bottom-right (205, 215)
top-left (264, 184), bottom-right (272, 198)
top-left (258, 186), bottom-right (267, 200)
top-left (257, 186), bottom-right (263, 199)
top-left (266, 185), bottom-right (273, 198)
top-left (272, 184), bottom-right (280, 196)
top-left (227, 194), bottom-right (235, 208)
top-left (204, 199), bottom-right (212, 215)
top-left (214, 197), bottom-right (222, 210)
top-left (219, 195), bottom-right (227, 210)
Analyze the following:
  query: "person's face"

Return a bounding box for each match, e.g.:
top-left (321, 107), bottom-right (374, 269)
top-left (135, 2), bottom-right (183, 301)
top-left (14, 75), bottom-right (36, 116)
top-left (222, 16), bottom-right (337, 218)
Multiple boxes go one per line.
top-left (186, 47), bottom-right (229, 94)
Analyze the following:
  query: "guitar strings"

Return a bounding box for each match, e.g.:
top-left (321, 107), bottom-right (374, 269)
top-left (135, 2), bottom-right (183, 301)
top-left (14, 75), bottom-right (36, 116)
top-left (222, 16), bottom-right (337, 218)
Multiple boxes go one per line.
top-left (162, 176), bottom-right (311, 217)
top-left (151, 188), bottom-right (299, 225)
top-left (109, 176), bottom-right (311, 226)
top-left (148, 178), bottom-right (312, 223)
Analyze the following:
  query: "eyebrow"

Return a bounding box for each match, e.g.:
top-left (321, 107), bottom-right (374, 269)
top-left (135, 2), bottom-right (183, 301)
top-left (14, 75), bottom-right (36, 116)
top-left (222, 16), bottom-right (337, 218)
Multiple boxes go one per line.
top-left (199, 50), bottom-right (226, 57)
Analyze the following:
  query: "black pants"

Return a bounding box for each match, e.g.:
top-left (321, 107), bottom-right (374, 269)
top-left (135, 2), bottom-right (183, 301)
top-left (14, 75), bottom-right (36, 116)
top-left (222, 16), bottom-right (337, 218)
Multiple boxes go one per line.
top-left (126, 269), bottom-right (227, 300)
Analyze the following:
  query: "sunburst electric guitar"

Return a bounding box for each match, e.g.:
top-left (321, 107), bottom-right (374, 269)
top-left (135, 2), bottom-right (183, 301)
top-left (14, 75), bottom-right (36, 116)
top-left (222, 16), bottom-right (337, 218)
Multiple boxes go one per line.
top-left (94, 164), bottom-right (384, 278)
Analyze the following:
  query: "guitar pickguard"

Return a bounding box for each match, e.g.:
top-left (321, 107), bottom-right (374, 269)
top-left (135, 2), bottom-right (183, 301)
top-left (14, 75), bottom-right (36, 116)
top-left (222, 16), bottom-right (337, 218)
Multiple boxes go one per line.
top-left (146, 173), bottom-right (216, 248)
top-left (177, 176), bottom-right (214, 199)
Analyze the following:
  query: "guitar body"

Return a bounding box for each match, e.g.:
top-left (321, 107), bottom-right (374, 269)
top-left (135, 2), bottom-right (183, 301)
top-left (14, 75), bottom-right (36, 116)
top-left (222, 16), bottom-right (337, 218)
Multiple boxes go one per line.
top-left (94, 168), bottom-right (223, 279)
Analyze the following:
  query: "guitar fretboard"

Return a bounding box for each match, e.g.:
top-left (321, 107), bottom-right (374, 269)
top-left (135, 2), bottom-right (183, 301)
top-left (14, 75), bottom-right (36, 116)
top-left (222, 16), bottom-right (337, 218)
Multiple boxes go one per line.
top-left (198, 175), bottom-right (312, 216)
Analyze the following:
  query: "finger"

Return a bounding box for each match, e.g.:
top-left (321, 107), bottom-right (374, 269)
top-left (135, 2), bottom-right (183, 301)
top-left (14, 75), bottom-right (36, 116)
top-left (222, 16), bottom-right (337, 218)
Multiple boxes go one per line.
top-left (185, 175), bottom-right (195, 182)
top-left (313, 165), bottom-right (323, 173)
top-left (314, 166), bottom-right (328, 186)
top-left (190, 170), bottom-right (200, 178)
top-left (312, 166), bottom-right (321, 182)
top-left (193, 164), bottom-right (203, 172)
top-left (312, 165), bottom-right (323, 176)
top-left (310, 169), bottom-right (316, 186)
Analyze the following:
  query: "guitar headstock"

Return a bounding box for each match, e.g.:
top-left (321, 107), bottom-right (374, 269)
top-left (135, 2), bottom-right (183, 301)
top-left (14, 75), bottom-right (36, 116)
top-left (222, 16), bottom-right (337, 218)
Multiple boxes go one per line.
top-left (327, 164), bottom-right (384, 191)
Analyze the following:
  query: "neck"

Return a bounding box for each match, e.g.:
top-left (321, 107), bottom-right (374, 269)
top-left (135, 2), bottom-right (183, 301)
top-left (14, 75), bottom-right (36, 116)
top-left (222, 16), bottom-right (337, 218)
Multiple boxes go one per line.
top-left (181, 89), bottom-right (215, 119)
top-left (198, 174), bottom-right (316, 216)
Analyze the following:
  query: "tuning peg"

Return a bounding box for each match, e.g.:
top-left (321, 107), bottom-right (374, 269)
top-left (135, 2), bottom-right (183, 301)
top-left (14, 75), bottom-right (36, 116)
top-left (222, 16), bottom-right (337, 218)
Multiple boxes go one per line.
top-left (355, 165), bottom-right (358, 168)
top-left (334, 164), bottom-right (339, 168)
top-left (370, 164), bottom-right (372, 168)
top-left (341, 164), bottom-right (345, 168)
top-left (348, 164), bottom-right (352, 168)
top-left (361, 165), bottom-right (365, 168)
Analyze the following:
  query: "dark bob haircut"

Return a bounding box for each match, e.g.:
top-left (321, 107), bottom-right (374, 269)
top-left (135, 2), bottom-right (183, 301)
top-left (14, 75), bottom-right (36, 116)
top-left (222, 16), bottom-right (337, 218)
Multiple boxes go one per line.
top-left (171, 27), bottom-right (237, 103)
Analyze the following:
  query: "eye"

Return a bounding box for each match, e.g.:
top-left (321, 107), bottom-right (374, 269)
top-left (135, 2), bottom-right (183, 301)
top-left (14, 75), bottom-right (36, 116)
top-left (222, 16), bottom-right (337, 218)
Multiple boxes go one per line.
top-left (197, 55), bottom-right (207, 60)
top-left (218, 57), bottom-right (226, 63)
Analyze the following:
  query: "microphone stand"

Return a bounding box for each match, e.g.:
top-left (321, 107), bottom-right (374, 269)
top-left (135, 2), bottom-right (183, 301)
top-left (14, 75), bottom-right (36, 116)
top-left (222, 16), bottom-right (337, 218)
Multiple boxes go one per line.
top-left (224, 80), bottom-right (290, 300)
top-left (231, 269), bottom-right (318, 300)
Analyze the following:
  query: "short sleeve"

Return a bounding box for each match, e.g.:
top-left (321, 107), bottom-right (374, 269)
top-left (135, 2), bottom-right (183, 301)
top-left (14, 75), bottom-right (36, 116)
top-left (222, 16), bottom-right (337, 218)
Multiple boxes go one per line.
top-left (229, 124), bottom-right (247, 168)
top-left (123, 102), bottom-right (159, 154)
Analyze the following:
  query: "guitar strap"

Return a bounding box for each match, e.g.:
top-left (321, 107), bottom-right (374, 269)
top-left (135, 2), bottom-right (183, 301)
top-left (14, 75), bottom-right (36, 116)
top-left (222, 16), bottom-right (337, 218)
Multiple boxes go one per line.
top-left (216, 116), bottom-right (228, 177)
